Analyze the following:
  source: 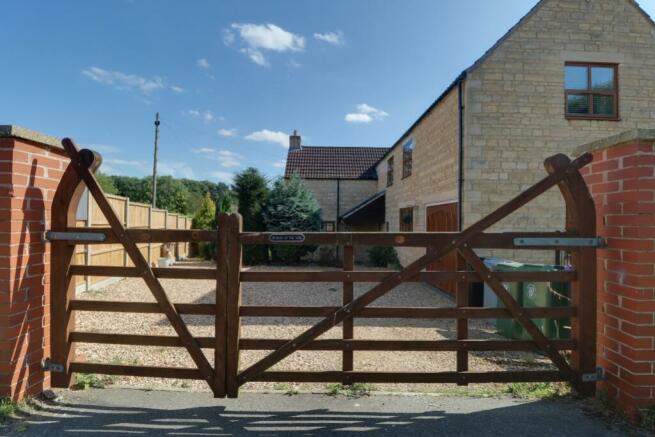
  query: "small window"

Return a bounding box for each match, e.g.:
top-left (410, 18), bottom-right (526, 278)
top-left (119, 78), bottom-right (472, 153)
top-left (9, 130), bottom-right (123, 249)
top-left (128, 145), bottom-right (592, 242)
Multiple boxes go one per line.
top-left (323, 221), bottom-right (335, 232)
top-left (387, 157), bottom-right (394, 187)
top-left (402, 139), bottom-right (414, 178)
top-left (399, 207), bottom-right (413, 232)
top-left (565, 63), bottom-right (618, 120)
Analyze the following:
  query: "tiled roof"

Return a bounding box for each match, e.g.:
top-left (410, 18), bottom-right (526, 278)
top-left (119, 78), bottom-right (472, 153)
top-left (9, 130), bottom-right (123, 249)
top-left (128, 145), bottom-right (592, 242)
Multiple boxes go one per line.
top-left (284, 146), bottom-right (389, 180)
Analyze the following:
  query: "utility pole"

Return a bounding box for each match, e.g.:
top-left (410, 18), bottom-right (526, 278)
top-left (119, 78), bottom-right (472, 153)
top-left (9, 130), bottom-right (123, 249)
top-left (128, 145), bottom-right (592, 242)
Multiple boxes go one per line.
top-left (152, 112), bottom-right (160, 208)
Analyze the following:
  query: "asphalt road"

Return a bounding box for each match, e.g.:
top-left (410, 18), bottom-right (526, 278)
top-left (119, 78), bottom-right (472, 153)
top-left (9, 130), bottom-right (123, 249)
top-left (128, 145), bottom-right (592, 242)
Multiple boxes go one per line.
top-left (0, 389), bottom-right (644, 436)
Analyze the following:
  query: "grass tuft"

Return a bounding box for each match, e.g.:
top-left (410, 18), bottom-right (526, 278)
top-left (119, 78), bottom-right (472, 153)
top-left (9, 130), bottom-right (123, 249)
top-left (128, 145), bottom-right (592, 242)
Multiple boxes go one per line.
top-left (72, 373), bottom-right (115, 390)
top-left (325, 383), bottom-right (374, 398)
top-left (0, 399), bottom-right (18, 423)
top-left (505, 382), bottom-right (570, 400)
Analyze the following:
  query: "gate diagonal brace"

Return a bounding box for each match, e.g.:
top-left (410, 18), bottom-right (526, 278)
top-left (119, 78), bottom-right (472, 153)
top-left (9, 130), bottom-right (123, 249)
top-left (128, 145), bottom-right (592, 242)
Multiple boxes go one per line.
top-left (59, 138), bottom-right (220, 396)
top-left (236, 153), bottom-right (593, 385)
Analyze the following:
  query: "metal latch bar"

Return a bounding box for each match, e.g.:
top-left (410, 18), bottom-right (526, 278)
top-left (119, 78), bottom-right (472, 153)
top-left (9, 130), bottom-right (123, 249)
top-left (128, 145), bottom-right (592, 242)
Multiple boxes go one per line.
top-left (44, 231), bottom-right (107, 242)
top-left (514, 237), bottom-right (605, 248)
top-left (42, 359), bottom-right (64, 373)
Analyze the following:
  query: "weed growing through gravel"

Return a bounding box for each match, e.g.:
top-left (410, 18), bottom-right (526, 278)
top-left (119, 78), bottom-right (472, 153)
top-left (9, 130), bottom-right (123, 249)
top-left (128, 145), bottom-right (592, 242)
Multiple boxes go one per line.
top-left (505, 382), bottom-right (570, 399)
top-left (72, 373), bottom-right (116, 390)
top-left (641, 405), bottom-right (655, 433)
top-left (325, 383), bottom-right (374, 397)
top-left (273, 383), bottom-right (299, 396)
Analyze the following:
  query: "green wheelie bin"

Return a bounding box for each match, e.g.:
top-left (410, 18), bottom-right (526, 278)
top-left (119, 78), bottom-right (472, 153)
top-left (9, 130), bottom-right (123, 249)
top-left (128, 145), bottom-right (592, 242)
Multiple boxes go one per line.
top-left (550, 271), bottom-right (571, 339)
top-left (494, 261), bottom-right (527, 340)
top-left (519, 264), bottom-right (557, 340)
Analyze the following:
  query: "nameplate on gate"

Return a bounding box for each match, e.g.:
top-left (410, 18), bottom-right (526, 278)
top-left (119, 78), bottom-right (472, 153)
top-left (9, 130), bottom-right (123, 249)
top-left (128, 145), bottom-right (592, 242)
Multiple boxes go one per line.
top-left (269, 233), bottom-right (305, 243)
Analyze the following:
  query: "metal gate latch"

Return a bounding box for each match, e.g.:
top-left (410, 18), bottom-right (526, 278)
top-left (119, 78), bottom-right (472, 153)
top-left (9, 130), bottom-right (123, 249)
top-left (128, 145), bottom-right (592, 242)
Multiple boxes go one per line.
top-left (44, 231), bottom-right (107, 242)
top-left (513, 237), bottom-right (606, 247)
top-left (42, 358), bottom-right (64, 373)
top-left (581, 367), bottom-right (606, 382)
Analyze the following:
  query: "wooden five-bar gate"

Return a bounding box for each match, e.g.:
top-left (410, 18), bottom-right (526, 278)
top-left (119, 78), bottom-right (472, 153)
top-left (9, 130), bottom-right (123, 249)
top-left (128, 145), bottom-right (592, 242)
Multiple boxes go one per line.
top-left (46, 138), bottom-right (601, 398)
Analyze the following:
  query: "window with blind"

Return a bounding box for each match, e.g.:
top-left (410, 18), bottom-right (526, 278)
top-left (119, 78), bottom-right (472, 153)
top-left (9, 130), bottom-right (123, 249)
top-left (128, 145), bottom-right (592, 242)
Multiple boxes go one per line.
top-left (399, 207), bottom-right (413, 232)
top-left (565, 63), bottom-right (618, 120)
top-left (402, 139), bottom-right (414, 178)
top-left (387, 156), bottom-right (394, 187)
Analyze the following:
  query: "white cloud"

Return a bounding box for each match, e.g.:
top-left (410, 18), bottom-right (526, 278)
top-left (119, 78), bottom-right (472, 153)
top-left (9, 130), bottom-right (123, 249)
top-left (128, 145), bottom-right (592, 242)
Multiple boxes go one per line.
top-left (222, 29), bottom-right (236, 46)
top-left (82, 66), bottom-right (176, 94)
top-left (218, 128), bottom-right (237, 137)
top-left (345, 113), bottom-right (372, 123)
top-left (344, 103), bottom-right (389, 123)
top-left (228, 23), bottom-right (305, 66)
top-left (314, 31), bottom-right (345, 46)
top-left (196, 58), bottom-right (210, 69)
top-left (273, 160), bottom-right (286, 168)
top-left (185, 109), bottom-right (214, 122)
top-left (158, 161), bottom-right (195, 179)
top-left (245, 129), bottom-right (289, 148)
top-left (192, 148), bottom-right (242, 168)
top-left (104, 158), bottom-right (147, 168)
top-left (212, 171), bottom-right (235, 184)
top-left (170, 85), bottom-right (184, 93)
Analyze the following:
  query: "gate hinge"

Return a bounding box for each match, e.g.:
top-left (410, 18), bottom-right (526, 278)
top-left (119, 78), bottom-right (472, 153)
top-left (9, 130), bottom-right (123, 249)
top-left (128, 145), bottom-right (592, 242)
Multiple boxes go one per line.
top-left (581, 367), bottom-right (606, 382)
top-left (513, 237), bottom-right (606, 248)
top-left (42, 358), bottom-right (64, 373)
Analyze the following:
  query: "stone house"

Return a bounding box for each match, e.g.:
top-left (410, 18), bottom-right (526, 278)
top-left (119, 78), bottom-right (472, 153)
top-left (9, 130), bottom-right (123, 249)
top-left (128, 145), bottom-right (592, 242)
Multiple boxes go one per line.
top-left (283, 131), bottom-right (388, 261)
top-left (285, 0), bottom-right (655, 272)
top-left (372, 0), bottom-right (655, 269)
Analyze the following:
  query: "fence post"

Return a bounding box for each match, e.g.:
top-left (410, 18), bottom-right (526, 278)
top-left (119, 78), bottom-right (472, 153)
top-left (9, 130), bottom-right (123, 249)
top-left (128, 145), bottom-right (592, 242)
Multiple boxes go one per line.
top-left (342, 244), bottom-right (354, 380)
top-left (84, 189), bottom-right (92, 292)
top-left (225, 213), bottom-right (243, 397)
top-left (147, 204), bottom-right (153, 265)
top-left (123, 197), bottom-right (130, 267)
top-left (214, 213), bottom-right (229, 397)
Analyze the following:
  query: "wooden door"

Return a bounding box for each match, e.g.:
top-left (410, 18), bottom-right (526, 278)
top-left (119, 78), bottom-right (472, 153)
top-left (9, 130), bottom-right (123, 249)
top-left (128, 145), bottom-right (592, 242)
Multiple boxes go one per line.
top-left (426, 203), bottom-right (461, 295)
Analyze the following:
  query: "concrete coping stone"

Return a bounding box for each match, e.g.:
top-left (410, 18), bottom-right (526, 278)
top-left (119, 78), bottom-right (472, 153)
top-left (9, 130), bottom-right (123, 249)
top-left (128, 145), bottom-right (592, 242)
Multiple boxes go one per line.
top-left (0, 125), bottom-right (64, 150)
top-left (574, 128), bottom-right (655, 156)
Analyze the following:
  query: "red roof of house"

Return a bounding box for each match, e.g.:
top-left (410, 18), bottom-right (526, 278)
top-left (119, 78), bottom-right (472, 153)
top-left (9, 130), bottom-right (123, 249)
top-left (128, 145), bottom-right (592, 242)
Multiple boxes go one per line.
top-left (284, 146), bottom-right (389, 180)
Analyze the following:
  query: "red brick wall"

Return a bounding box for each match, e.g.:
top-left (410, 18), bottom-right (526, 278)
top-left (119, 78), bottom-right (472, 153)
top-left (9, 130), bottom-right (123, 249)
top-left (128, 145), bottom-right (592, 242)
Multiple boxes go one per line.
top-left (0, 137), bottom-right (69, 401)
top-left (580, 139), bottom-right (655, 422)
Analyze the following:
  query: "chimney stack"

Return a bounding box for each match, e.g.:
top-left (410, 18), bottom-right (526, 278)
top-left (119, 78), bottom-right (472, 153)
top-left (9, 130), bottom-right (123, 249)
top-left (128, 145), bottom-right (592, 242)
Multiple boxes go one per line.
top-left (289, 129), bottom-right (301, 150)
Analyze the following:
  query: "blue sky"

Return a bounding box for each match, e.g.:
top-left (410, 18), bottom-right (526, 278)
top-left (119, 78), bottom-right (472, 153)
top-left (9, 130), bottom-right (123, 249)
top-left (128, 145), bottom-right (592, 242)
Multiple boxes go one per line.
top-left (3, 0), bottom-right (655, 184)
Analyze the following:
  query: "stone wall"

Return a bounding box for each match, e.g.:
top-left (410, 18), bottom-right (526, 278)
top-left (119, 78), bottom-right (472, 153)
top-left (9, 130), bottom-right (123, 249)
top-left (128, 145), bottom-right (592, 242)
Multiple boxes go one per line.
top-left (376, 87), bottom-right (460, 266)
top-left (303, 179), bottom-right (379, 228)
top-left (576, 130), bottom-right (655, 424)
top-left (463, 0), bottom-right (655, 263)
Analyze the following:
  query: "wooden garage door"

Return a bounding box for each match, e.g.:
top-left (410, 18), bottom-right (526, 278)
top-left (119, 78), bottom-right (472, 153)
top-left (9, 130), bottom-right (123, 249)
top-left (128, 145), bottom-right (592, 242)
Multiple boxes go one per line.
top-left (426, 202), bottom-right (461, 295)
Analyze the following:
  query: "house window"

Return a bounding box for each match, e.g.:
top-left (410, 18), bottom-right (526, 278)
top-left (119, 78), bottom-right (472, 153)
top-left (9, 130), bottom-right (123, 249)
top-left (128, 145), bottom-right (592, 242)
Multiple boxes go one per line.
top-left (323, 221), bottom-right (335, 232)
top-left (399, 207), bottom-right (413, 232)
top-left (402, 139), bottom-right (414, 178)
top-left (565, 62), bottom-right (618, 120)
top-left (387, 156), bottom-right (394, 187)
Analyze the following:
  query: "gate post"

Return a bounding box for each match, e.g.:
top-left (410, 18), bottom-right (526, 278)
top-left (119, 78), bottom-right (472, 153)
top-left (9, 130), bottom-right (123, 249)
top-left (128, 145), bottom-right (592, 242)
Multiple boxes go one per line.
top-left (213, 213), bottom-right (230, 398)
top-left (225, 213), bottom-right (243, 398)
top-left (545, 154), bottom-right (597, 396)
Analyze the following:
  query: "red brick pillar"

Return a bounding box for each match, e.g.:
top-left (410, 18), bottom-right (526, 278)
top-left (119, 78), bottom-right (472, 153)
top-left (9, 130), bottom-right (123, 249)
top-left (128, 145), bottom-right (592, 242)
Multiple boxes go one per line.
top-left (0, 126), bottom-right (69, 400)
top-left (577, 130), bottom-right (655, 423)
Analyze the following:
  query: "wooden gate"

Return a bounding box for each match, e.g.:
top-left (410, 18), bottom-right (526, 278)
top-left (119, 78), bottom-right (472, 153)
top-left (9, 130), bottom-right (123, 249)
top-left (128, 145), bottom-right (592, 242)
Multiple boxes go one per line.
top-left (47, 138), bottom-right (600, 398)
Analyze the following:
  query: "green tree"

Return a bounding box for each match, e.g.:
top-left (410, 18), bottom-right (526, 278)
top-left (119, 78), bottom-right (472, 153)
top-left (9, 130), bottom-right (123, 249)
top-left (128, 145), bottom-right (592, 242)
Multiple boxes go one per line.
top-left (112, 176), bottom-right (151, 203)
top-left (232, 168), bottom-right (269, 264)
top-left (192, 193), bottom-right (216, 230)
top-left (95, 171), bottom-right (118, 195)
top-left (263, 176), bottom-right (322, 262)
top-left (192, 193), bottom-right (217, 260)
top-left (149, 176), bottom-right (190, 214)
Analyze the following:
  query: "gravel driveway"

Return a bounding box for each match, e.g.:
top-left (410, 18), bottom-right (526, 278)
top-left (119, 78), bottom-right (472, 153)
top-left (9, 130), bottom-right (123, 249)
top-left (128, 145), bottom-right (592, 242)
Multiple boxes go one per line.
top-left (75, 260), bottom-right (552, 393)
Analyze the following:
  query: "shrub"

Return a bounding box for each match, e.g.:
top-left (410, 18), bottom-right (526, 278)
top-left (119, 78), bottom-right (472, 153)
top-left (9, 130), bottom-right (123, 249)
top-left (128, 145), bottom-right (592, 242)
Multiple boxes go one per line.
top-left (367, 246), bottom-right (400, 268)
top-left (263, 176), bottom-right (322, 263)
top-left (192, 193), bottom-right (216, 260)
